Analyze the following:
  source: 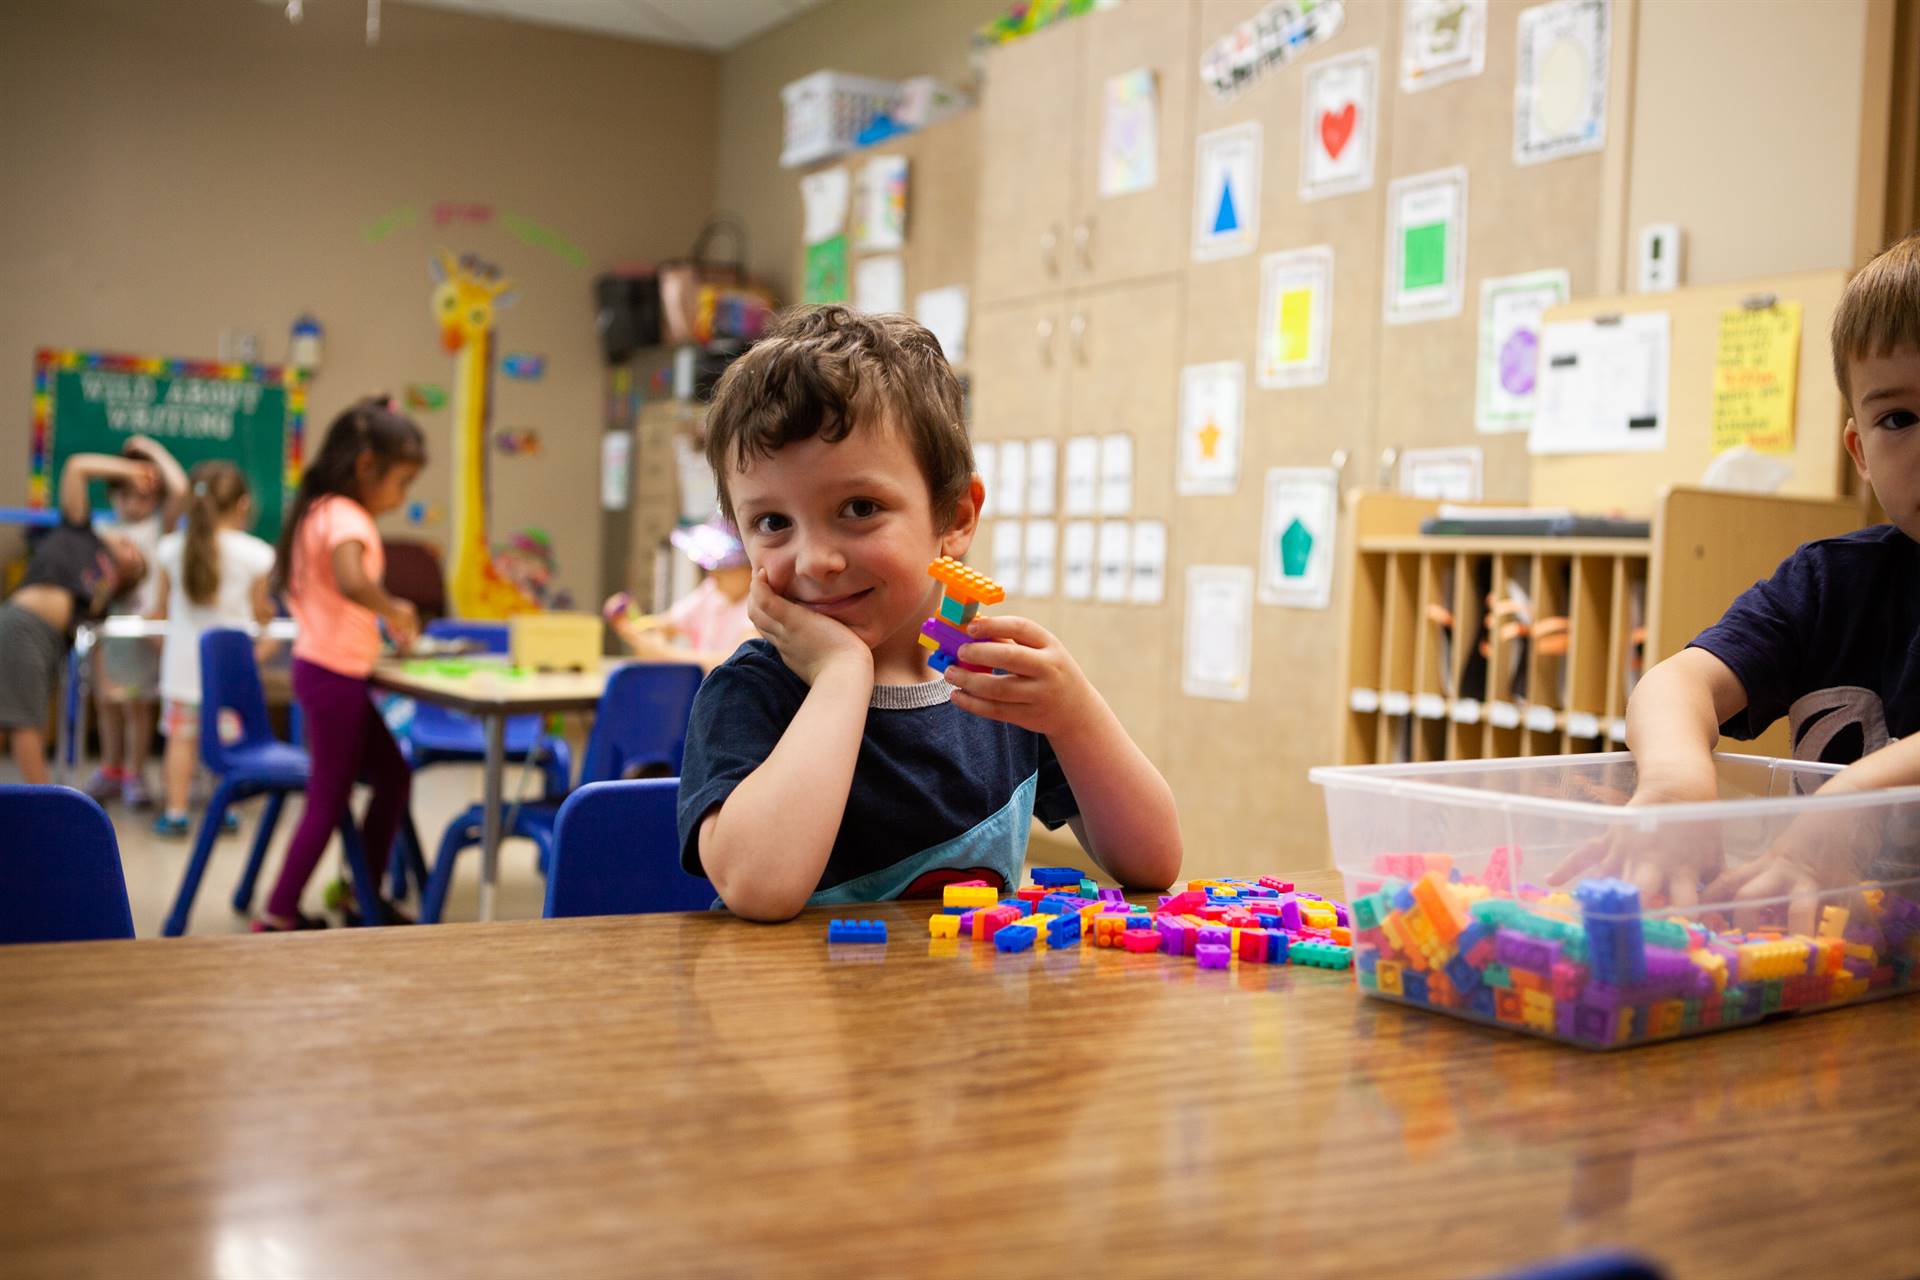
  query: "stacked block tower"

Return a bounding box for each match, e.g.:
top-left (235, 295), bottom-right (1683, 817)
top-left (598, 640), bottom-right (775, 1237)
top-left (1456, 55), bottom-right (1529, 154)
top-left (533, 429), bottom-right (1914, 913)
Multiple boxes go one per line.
top-left (919, 556), bottom-right (1005, 674)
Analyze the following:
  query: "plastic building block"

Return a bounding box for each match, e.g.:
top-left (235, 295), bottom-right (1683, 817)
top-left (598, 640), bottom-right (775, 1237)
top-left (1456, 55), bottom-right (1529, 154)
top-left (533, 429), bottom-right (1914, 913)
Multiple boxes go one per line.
top-left (928, 555), bottom-right (1006, 605)
top-left (827, 919), bottom-right (888, 944)
top-left (1029, 866), bottom-right (1084, 887)
top-left (1291, 941), bottom-right (1352, 970)
top-left (929, 914), bottom-right (960, 940)
top-left (937, 594), bottom-right (980, 627)
top-left (994, 923), bottom-right (1036, 952)
top-left (1238, 928), bottom-right (1269, 963)
top-left (1196, 943), bottom-right (1231, 969)
top-left (944, 884), bottom-right (998, 909)
top-left (1120, 929), bottom-right (1162, 954)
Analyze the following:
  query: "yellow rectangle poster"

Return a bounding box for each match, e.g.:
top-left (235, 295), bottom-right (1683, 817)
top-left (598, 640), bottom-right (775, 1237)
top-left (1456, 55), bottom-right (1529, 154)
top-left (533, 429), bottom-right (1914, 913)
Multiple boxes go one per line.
top-left (1711, 302), bottom-right (1801, 454)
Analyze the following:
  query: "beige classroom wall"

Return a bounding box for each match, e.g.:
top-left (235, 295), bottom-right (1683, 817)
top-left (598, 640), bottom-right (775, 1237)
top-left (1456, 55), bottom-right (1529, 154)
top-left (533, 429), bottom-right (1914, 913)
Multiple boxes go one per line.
top-left (714, 0), bottom-right (1005, 298)
top-left (0, 0), bottom-right (719, 605)
top-left (1624, 0), bottom-right (1882, 286)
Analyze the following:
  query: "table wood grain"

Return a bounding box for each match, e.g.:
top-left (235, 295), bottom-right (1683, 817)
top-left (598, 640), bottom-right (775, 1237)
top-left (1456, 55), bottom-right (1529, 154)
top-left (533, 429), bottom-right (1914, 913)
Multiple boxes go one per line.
top-left (2, 870), bottom-right (1916, 1280)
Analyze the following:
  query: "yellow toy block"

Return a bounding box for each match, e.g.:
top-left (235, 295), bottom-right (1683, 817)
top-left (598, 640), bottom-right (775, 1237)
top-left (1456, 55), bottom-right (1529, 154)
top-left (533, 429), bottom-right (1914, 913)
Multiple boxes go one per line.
top-left (1818, 905), bottom-right (1850, 939)
top-left (917, 632), bottom-right (941, 652)
top-left (928, 556), bottom-right (1006, 606)
top-left (943, 885), bottom-right (998, 909)
top-left (1379, 911), bottom-right (1409, 956)
top-left (929, 914), bottom-right (961, 939)
top-left (1649, 999), bottom-right (1685, 1039)
top-left (1024, 914), bottom-right (1056, 948)
top-left (1520, 989), bottom-right (1555, 1033)
top-left (1376, 958), bottom-right (1404, 996)
top-left (1691, 949), bottom-right (1728, 993)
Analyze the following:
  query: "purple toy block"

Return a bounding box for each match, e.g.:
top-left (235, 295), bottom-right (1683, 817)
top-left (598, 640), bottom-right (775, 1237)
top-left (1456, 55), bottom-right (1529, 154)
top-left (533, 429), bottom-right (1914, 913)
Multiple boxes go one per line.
top-left (1573, 1003), bottom-right (1613, 1045)
top-left (1196, 943), bottom-right (1231, 970)
top-left (1103, 902), bottom-right (1132, 914)
top-left (1334, 904), bottom-right (1350, 927)
top-left (1157, 919), bottom-right (1184, 954)
top-left (919, 615), bottom-right (972, 653)
top-left (1099, 887), bottom-right (1127, 904)
top-left (1197, 925), bottom-right (1231, 951)
top-left (1495, 929), bottom-right (1557, 974)
top-left (1279, 900), bottom-right (1302, 931)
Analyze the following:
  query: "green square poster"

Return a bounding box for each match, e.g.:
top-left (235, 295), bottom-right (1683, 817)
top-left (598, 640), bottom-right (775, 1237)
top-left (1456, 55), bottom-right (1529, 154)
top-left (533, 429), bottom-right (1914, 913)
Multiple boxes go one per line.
top-left (1402, 222), bottom-right (1447, 290)
top-left (804, 235), bottom-right (848, 304)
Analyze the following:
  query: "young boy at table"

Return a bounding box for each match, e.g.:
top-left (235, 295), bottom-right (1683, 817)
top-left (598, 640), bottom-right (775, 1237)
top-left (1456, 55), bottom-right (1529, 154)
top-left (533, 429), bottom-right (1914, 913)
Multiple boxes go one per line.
top-left (1553, 231), bottom-right (1920, 928)
top-left (677, 306), bottom-right (1182, 920)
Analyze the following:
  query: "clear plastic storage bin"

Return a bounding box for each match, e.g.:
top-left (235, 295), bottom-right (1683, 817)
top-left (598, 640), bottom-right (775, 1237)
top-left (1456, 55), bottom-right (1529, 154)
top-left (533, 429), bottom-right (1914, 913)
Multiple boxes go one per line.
top-left (1309, 753), bottom-right (1920, 1049)
top-left (780, 70), bottom-right (899, 169)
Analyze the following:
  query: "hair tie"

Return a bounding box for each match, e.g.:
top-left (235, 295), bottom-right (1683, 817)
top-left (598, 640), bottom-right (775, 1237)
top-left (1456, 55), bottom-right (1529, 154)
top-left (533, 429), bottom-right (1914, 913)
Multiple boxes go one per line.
top-left (192, 480), bottom-right (208, 497)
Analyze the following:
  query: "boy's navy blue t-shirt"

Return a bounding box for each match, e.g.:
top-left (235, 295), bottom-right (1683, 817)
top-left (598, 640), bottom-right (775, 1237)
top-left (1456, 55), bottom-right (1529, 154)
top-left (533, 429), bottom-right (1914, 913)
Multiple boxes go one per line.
top-left (677, 639), bottom-right (1080, 903)
top-left (1689, 524), bottom-right (1920, 764)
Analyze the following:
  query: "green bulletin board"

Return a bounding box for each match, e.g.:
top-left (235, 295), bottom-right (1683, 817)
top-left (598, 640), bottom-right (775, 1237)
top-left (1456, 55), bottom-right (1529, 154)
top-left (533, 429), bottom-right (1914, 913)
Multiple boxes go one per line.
top-left (31, 349), bottom-right (306, 539)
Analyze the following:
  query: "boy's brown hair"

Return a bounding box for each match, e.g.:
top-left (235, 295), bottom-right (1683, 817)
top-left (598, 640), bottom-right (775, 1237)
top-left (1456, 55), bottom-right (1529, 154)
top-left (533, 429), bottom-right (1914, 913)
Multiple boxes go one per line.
top-left (1832, 230), bottom-right (1920, 405)
top-left (704, 305), bottom-right (973, 527)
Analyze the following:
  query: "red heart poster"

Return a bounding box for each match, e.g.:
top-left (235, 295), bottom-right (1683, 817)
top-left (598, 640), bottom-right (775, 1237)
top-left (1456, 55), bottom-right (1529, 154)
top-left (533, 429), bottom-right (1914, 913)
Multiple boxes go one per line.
top-left (1301, 50), bottom-right (1377, 200)
top-left (1319, 103), bottom-right (1356, 160)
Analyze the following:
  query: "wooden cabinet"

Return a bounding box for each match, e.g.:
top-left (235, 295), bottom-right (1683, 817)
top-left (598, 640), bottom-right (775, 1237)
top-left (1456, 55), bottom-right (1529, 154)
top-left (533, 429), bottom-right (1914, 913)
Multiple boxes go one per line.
top-left (975, 22), bottom-right (1080, 308)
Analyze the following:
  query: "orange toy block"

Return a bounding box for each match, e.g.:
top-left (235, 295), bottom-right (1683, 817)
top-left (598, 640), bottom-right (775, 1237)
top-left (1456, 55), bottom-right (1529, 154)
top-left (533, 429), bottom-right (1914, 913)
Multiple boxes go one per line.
top-left (1411, 872), bottom-right (1468, 945)
top-left (928, 556), bottom-right (1006, 606)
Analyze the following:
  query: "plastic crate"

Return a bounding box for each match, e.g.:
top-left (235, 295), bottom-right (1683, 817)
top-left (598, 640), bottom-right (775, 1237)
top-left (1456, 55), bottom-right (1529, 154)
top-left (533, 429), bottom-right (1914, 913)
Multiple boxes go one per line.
top-left (780, 70), bottom-right (899, 169)
top-left (1309, 752), bottom-right (1920, 1049)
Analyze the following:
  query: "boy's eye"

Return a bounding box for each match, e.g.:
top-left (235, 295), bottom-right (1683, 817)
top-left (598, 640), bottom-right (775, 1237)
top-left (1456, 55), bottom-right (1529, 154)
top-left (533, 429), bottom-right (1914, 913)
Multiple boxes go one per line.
top-left (842, 498), bottom-right (881, 519)
top-left (1878, 409), bottom-right (1918, 431)
top-left (749, 513), bottom-right (789, 535)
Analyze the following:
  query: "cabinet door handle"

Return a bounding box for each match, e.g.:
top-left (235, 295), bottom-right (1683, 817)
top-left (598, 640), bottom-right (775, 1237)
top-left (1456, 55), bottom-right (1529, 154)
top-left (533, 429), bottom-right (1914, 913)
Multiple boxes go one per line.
top-left (1040, 226), bottom-right (1060, 276)
top-left (1036, 318), bottom-right (1054, 366)
top-left (1069, 312), bottom-right (1087, 363)
top-left (1073, 219), bottom-right (1093, 272)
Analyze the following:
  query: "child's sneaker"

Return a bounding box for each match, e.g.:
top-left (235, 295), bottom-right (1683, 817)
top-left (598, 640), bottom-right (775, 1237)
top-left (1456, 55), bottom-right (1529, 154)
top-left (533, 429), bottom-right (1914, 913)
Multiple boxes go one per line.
top-left (82, 766), bottom-right (123, 801)
top-left (151, 813), bottom-right (191, 840)
top-left (120, 774), bottom-right (154, 809)
top-left (218, 810), bottom-right (243, 835)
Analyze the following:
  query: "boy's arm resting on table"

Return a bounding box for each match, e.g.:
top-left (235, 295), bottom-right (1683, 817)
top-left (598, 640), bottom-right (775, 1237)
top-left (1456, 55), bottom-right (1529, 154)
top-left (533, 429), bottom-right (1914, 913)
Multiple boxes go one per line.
top-left (696, 657), bottom-right (872, 921)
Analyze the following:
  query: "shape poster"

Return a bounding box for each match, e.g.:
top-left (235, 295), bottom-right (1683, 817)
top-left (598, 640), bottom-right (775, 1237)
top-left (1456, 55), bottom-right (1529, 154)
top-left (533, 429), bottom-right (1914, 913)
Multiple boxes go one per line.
top-left (801, 167), bottom-right (850, 245)
top-left (1476, 268), bottom-right (1569, 433)
top-left (1514, 0), bottom-right (1609, 166)
top-left (1402, 0), bottom-right (1487, 92)
top-left (1183, 565), bottom-right (1255, 701)
top-left (1100, 68), bottom-right (1160, 198)
top-left (1257, 246), bottom-right (1333, 389)
top-left (1258, 466), bottom-right (1338, 609)
top-left (1300, 49), bottom-right (1377, 201)
top-left (1192, 122), bottom-right (1262, 262)
top-left (1178, 361), bottom-right (1246, 496)
top-left (1384, 167), bottom-right (1467, 325)
top-left (1530, 311), bottom-right (1670, 456)
top-left (804, 234), bottom-right (848, 304)
top-left (853, 155), bottom-right (909, 251)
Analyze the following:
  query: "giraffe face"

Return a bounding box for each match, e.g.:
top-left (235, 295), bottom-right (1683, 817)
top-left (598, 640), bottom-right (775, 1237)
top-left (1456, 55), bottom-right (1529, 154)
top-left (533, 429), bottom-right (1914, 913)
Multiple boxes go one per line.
top-left (433, 278), bottom-right (498, 353)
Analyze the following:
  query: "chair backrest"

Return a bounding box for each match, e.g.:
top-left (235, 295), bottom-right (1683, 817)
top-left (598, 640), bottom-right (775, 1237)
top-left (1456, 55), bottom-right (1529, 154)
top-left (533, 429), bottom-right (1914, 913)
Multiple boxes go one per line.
top-left (0, 786), bottom-right (135, 943)
top-left (198, 628), bottom-right (277, 773)
top-left (383, 538), bottom-right (447, 625)
top-left (425, 618), bottom-right (510, 654)
top-left (578, 662), bottom-right (704, 784)
top-left (546, 779), bottom-right (716, 917)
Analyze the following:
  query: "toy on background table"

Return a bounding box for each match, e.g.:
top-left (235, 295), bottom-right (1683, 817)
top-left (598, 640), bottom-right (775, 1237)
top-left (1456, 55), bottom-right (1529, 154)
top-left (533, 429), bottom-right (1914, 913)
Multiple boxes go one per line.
top-left (919, 556), bottom-right (1005, 674)
top-left (931, 868), bottom-right (1354, 975)
top-left (1348, 849), bottom-right (1920, 1049)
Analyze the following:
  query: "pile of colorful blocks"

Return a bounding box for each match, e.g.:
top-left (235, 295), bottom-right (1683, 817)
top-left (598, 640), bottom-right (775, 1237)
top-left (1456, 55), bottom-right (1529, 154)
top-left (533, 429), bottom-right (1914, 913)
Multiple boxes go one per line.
top-left (1349, 849), bottom-right (1920, 1048)
top-left (931, 867), bottom-right (1354, 971)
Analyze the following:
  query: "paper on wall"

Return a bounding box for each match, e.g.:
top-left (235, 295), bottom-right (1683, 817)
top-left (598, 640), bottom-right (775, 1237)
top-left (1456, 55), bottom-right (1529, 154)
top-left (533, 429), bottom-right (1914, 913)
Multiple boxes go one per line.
top-left (974, 441), bottom-right (998, 518)
top-left (1258, 466), bottom-right (1338, 608)
top-left (1100, 68), bottom-right (1160, 198)
top-left (800, 167), bottom-right (851, 245)
top-left (600, 431), bottom-right (631, 511)
top-left (1514, 0), bottom-right (1609, 166)
top-left (1711, 302), bottom-right (1802, 455)
top-left (1257, 246), bottom-right (1333, 388)
top-left (1023, 520), bottom-right (1058, 598)
top-left (1096, 521), bottom-right (1131, 603)
top-left (998, 439), bottom-right (1028, 517)
top-left (1062, 520), bottom-right (1097, 600)
top-left (914, 285), bottom-right (970, 364)
top-left (1178, 361), bottom-right (1246, 496)
top-left (1398, 446), bottom-right (1484, 501)
top-left (1530, 311), bottom-right (1670, 455)
top-left (1026, 438), bottom-right (1058, 517)
top-left (1192, 122), bottom-right (1261, 262)
top-left (1099, 433), bottom-right (1134, 516)
top-left (1183, 565), bottom-right (1255, 701)
top-left (1402, 0), bottom-right (1487, 92)
top-left (1064, 435), bottom-right (1100, 516)
top-left (1476, 268), bottom-right (1569, 432)
top-left (1384, 166), bottom-right (1467, 324)
top-left (1130, 520), bottom-right (1168, 605)
top-left (1300, 49), bottom-right (1377, 201)
top-left (991, 521), bottom-right (1024, 596)
top-left (853, 155), bottom-right (909, 250)
top-left (853, 254), bottom-right (905, 314)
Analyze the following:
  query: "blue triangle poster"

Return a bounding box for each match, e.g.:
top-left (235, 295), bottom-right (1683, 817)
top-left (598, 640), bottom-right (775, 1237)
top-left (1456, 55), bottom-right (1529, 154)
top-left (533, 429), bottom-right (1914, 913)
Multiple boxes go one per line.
top-left (1194, 121), bottom-right (1260, 261)
top-left (1212, 180), bottom-right (1240, 234)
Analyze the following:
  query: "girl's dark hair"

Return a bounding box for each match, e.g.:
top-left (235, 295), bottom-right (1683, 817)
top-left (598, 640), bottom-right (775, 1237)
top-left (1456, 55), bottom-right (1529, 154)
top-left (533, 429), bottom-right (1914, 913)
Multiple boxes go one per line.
top-left (272, 396), bottom-right (426, 595)
top-left (182, 461), bottom-right (251, 606)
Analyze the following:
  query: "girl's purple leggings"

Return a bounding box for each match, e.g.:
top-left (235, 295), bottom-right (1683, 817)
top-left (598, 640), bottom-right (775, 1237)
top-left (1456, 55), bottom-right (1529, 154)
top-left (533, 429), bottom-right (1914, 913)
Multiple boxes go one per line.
top-left (266, 658), bottom-right (411, 920)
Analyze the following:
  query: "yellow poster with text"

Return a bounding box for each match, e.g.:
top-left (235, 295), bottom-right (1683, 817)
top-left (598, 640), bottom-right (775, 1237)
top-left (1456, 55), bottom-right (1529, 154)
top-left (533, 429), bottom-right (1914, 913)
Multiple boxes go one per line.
top-left (1711, 303), bottom-right (1801, 454)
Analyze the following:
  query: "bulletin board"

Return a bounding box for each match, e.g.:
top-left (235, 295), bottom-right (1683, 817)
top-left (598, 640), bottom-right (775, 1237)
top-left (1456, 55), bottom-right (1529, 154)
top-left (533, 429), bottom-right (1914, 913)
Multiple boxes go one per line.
top-left (30, 349), bottom-right (305, 540)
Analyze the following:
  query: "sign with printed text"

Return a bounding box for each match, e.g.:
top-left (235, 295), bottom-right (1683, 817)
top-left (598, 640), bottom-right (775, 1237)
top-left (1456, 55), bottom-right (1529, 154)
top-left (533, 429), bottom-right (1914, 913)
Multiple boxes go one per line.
top-left (1711, 303), bottom-right (1802, 454)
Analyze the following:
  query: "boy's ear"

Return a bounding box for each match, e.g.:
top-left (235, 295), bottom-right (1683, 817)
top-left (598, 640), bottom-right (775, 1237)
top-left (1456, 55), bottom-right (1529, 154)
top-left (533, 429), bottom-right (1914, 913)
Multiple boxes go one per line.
top-left (939, 474), bottom-right (986, 559)
top-left (1844, 418), bottom-right (1869, 480)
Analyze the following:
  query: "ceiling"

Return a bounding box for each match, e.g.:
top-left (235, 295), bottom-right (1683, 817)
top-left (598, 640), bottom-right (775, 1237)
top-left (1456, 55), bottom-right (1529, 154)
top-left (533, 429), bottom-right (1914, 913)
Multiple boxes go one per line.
top-left (388, 0), bottom-right (829, 51)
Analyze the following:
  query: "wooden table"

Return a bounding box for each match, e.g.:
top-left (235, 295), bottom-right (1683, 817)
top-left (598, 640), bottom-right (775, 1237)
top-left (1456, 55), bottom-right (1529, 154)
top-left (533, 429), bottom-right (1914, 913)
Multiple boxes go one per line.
top-left (3, 871), bottom-right (1917, 1279)
top-left (369, 657), bottom-right (611, 921)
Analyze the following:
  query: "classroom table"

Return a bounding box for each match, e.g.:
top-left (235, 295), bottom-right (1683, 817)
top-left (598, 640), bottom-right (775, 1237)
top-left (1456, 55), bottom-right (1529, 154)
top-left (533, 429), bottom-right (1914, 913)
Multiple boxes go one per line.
top-left (2, 871), bottom-right (1916, 1279)
top-left (368, 656), bottom-right (611, 921)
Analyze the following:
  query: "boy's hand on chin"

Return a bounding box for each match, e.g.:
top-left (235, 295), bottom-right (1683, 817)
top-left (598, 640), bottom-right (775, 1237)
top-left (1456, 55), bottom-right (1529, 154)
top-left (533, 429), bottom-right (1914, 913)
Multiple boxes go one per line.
top-left (944, 615), bottom-right (1098, 740)
top-left (748, 567), bottom-right (872, 688)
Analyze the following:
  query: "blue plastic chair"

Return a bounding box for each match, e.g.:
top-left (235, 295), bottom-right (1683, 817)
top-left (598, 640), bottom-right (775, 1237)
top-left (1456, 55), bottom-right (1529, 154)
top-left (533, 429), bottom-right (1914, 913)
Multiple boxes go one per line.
top-left (0, 786), bottom-right (135, 943)
top-left (162, 630), bottom-right (388, 936)
top-left (545, 779), bottom-right (716, 917)
top-left (420, 662), bottom-right (704, 923)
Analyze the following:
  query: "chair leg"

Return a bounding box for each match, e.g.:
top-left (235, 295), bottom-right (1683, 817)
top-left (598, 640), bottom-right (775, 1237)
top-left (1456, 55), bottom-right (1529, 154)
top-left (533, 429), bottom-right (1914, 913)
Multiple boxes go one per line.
top-left (336, 817), bottom-right (383, 927)
top-left (165, 780), bottom-right (235, 937)
top-left (421, 816), bottom-right (479, 925)
top-left (402, 815), bottom-right (429, 898)
top-left (539, 738), bottom-right (572, 800)
top-left (231, 790), bottom-right (286, 914)
top-left (386, 816), bottom-right (414, 900)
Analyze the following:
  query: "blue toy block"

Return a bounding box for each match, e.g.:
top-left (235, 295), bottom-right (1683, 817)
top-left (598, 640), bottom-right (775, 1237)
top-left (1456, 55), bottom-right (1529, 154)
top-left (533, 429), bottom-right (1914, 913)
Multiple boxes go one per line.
top-left (827, 919), bottom-right (888, 944)
top-left (1470, 986), bottom-right (1496, 1018)
top-left (943, 905), bottom-right (969, 915)
top-left (995, 923), bottom-right (1037, 952)
top-left (1356, 949), bottom-right (1377, 976)
top-left (926, 650), bottom-right (956, 673)
top-left (1030, 867), bottom-right (1084, 887)
top-left (1268, 932), bottom-right (1291, 964)
top-left (1446, 954), bottom-right (1484, 996)
top-left (1047, 916), bottom-right (1081, 947)
top-left (1402, 972), bottom-right (1429, 1004)
top-left (1038, 894), bottom-right (1081, 917)
top-left (1005, 897), bottom-right (1033, 917)
top-left (1393, 885), bottom-right (1416, 912)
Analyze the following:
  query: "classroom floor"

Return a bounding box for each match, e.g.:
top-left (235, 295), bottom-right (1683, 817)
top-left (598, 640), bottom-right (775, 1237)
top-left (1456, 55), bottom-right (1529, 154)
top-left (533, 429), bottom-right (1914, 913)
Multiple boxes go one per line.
top-left (1, 757), bottom-right (553, 936)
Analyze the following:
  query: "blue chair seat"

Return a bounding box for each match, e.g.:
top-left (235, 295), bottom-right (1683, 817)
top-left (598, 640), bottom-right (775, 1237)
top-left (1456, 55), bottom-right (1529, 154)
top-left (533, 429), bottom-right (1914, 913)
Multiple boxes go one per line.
top-left (547, 779), bottom-right (716, 917)
top-left (217, 740), bottom-right (313, 787)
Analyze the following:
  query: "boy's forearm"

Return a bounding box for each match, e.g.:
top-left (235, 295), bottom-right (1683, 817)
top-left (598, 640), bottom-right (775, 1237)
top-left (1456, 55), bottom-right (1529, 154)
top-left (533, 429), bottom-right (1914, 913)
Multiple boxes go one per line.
top-left (1625, 656), bottom-right (1723, 797)
top-left (1047, 696), bottom-right (1182, 890)
top-left (701, 661), bottom-right (873, 919)
top-left (1824, 734), bottom-right (1920, 794)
